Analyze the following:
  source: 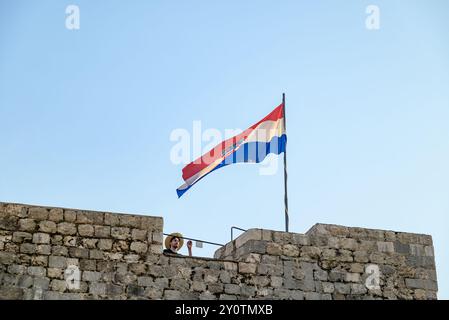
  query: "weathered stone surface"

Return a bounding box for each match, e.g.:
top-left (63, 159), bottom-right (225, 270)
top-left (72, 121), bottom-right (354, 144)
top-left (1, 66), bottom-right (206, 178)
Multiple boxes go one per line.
top-left (28, 208), bottom-right (49, 220)
top-left (57, 223), bottom-right (77, 235)
top-left (19, 219), bottom-right (36, 232)
top-left (94, 226), bottom-right (111, 238)
top-left (131, 229), bottom-right (147, 241)
top-left (77, 211), bottom-right (103, 225)
top-left (351, 284), bottom-right (367, 295)
top-left (89, 250), bottom-right (104, 260)
top-left (102, 213), bottom-right (118, 226)
top-left (49, 256), bottom-right (67, 269)
top-left (191, 281), bottom-right (207, 292)
top-left (31, 255), bottom-right (48, 266)
top-left (96, 239), bottom-right (112, 250)
top-left (405, 279), bottom-right (438, 291)
top-left (78, 225), bottom-right (94, 237)
top-left (12, 231), bottom-right (32, 243)
top-left (314, 269), bottom-right (328, 281)
top-left (111, 227), bottom-right (130, 240)
top-left (32, 233), bottom-right (50, 244)
top-left (164, 289), bottom-right (182, 300)
top-left (8, 264), bottom-right (27, 275)
top-left (152, 232), bottom-right (163, 244)
top-left (283, 244), bottom-right (300, 257)
top-left (48, 209), bottom-right (64, 222)
top-left (28, 266), bottom-right (46, 277)
top-left (345, 273), bottom-right (360, 283)
top-left (69, 247), bottom-right (89, 259)
top-left (235, 229), bottom-right (262, 248)
top-left (377, 241), bottom-right (394, 253)
top-left (89, 282), bottom-right (106, 295)
top-left (334, 283), bottom-right (351, 294)
top-left (82, 271), bottom-right (102, 282)
top-left (266, 243), bottom-right (282, 255)
top-left (238, 262), bottom-right (257, 274)
top-left (0, 287), bottom-right (23, 299)
top-left (0, 202), bottom-right (439, 301)
top-left (38, 221), bottom-right (57, 233)
top-left (20, 243), bottom-right (36, 254)
top-left (130, 241), bottom-right (148, 254)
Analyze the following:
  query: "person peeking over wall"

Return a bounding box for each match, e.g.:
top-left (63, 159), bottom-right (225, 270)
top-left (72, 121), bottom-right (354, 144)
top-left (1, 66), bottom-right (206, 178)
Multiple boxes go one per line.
top-left (163, 232), bottom-right (192, 256)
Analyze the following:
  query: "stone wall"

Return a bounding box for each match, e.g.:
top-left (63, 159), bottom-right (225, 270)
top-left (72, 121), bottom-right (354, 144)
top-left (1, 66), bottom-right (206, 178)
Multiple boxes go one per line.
top-left (0, 202), bottom-right (438, 300)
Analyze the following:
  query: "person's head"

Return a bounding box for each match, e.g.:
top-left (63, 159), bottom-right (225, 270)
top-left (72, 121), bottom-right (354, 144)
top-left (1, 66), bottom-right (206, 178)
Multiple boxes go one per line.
top-left (169, 236), bottom-right (180, 251)
top-left (165, 232), bottom-right (184, 252)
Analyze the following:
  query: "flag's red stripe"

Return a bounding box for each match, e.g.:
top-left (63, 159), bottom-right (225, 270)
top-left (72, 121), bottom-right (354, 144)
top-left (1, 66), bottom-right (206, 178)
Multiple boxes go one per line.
top-left (182, 103), bottom-right (284, 182)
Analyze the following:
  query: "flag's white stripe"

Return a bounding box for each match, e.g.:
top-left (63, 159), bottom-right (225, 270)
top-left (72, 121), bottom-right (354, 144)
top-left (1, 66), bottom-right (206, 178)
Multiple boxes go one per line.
top-left (246, 119), bottom-right (285, 143)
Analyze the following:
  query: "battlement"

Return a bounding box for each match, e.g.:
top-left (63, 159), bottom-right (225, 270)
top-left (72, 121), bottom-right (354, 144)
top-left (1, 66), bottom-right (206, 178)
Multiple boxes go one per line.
top-left (0, 202), bottom-right (438, 300)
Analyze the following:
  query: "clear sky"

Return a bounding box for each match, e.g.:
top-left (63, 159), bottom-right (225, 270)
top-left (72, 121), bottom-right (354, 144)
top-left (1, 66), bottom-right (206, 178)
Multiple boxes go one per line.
top-left (1, 0), bottom-right (448, 299)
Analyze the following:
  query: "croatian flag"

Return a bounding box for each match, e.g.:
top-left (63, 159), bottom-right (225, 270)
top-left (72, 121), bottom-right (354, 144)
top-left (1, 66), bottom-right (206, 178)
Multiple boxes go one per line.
top-left (176, 103), bottom-right (287, 198)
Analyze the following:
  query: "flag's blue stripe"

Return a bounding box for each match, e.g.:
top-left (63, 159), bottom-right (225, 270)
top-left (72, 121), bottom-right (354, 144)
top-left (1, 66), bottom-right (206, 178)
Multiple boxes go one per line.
top-left (176, 134), bottom-right (287, 198)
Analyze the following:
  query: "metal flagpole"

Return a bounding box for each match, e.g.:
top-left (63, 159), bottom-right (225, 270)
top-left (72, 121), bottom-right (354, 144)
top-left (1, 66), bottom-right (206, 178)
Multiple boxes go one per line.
top-left (282, 93), bottom-right (289, 232)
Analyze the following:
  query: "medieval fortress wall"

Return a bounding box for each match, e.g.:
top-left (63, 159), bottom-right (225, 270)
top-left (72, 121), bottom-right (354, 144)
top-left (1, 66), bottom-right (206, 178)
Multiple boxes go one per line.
top-left (0, 202), bottom-right (438, 300)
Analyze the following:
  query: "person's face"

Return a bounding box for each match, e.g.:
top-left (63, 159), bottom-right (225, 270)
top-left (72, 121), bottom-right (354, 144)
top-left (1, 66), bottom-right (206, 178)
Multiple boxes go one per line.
top-left (170, 237), bottom-right (180, 251)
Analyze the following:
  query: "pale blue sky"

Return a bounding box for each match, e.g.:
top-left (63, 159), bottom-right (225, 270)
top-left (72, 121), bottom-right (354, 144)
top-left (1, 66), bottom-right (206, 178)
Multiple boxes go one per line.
top-left (1, 0), bottom-right (448, 299)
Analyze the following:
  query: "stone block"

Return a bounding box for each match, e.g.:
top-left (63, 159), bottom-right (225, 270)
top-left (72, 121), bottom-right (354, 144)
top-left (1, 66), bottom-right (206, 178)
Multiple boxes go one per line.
top-left (28, 207), bottom-right (49, 220)
top-left (334, 283), bottom-right (351, 294)
top-left (38, 221), bottom-right (57, 233)
top-left (78, 224), bottom-right (94, 237)
top-left (282, 244), bottom-right (300, 257)
top-left (20, 243), bottom-right (36, 254)
top-left (89, 282), bottom-right (106, 295)
top-left (69, 247), bottom-right (89, 259)
top-left (49, 256), bottom-right (67, 269)
top-left (314, 269), bottom-right (328, 281)
top-left (19, 219), bottom-right (36, 232)
top-left (130, 241), bottom-right (148, 254)
top-left (104, 213), bottom-right (120, 226)
top-left (28, 266), bottom-right (46, 277)
top-left (164, 290), bottom-right (182, 300)
top-left (97, 239), bottom-right (113, 250)
top-left (137, 276), bottom-right (153, 287)
top-left (405, 278), bottom-right (438, 291)
top-left (192, 281), bottom-right (207, 292)
top-left (345, 273), bottom-right (360, 283)
top-left (351, 284), bottom-right (367, 295)
top-left (31, 255), bottom-right (48, 266)
top-left (0, 287), bottom-right (23, 299)
top-left (94, 225), bottom-right (111, 238)
top-left (131, 229), bottom-right (147, 241)
top-left (266, 242), bottom-right (282, 255)
top-left (90, 250), bottom-right (105, 260)
top-left (377, 241), bottom-right (394, 253)
top-left (48, 208), bottom-right (64, 222)
top-left (57, 222), bottom-right (77, 235)
top-left (238, 262), bottom-right (257, 274)
top-left (12, 231), bottom-right (32, 243)
top-left (32, 233), bottom-right (50, 244)
top-left (111, 227), bottom-right (130, 240)
top-left (235, 229), bottom-right (262, 248)
top-left (82, 271), bottom-right (102, 282)
top-left (77, 211), bottom-right (103, 225)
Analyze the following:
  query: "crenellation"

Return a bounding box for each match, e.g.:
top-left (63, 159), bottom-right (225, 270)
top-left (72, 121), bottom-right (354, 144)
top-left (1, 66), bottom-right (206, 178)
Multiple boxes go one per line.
top-left (0, 202), bottom-right (439, 300)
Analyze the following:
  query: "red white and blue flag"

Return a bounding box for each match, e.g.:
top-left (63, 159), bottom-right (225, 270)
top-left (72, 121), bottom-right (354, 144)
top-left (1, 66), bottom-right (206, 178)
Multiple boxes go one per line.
top-left (176, 103), bottom-right (287, 198)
